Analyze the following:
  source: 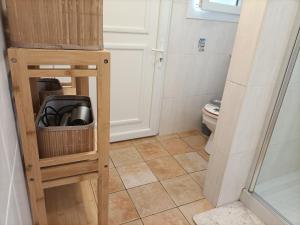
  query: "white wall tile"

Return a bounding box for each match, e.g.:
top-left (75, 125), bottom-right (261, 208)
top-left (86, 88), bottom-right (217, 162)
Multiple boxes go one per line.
top-left (182, 53), bottom-right (208, 97)
top-left (0, 16), bottom-right (32, 225)
top-left (159, 98), bottom-right (178, 134)
top-left (0, 61), bottom-right (18, 172)
top-left (230, 85), bottom-right (274, 155)
top-left (226, 0), bottom-right (268, 85)
top-left (218, 150), bottom-right (256, 205)
top-left (248, 0), bottom-right (299, 87)
top-left (204, 54), bottom-right (231, 94)
top-left (182, 53), bottom-right (230, 97)
top-left (160, 0), bottom-right (238, 134)
top-left (0, 132), bottom-right (11, 225)
top-left (163, 54), bottom-right (189, 98)
top-left (12, 146), bottom-right (32, 225)
top-left (213, 81), bottom-right (246, 156)
top-left (6, 188), bottom-right (22, 225)
top-left (204, 149), bottom-right (228, 205)
top-left (180, 94), bottom-right (214, 131)
top-left (167, 0), bottom-right (186, 54)
top-left (204, 0), bottom-right (300, 207)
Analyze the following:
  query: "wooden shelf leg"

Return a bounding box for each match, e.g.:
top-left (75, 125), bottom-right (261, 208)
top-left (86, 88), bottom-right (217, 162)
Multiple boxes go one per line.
top-left (71, 77), bottom-right (77, 88)
top-left (8, 49), bottom-right (48, 225)
top-left (97, 53), bottom-right (110, 225)
top-left (76, 77), bottom-right (89, 96)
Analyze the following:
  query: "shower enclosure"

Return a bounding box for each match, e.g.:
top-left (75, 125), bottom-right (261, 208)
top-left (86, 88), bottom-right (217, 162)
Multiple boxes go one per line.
top-left (245, 28), bottom-right (300, 225)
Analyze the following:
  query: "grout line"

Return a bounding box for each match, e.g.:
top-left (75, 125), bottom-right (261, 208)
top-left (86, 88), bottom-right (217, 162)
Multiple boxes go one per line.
top-left (124, 189), bottom-right (142, 221)
top-left (159, 179), bottom-right (178, 207)
top-left (178, 198), bottom-right (215, 225)
top-left (177, 197), bottom-right (207, 209)
top-left (109, 155), bottom-right (117, 168)
top-left (139, 206), bottom-right (178, 219)
top-left (89, 180), bottom-right (98, 204)
top-left (178, 208), bottom-right (196, 225)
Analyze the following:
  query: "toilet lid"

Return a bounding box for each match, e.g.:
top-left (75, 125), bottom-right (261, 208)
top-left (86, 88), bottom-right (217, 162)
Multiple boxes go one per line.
top-left (204, 103), bottom-right (220, 117)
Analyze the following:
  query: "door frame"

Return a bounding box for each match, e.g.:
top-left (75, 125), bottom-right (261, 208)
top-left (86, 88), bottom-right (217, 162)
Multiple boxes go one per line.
top-left (241, 7), bottom-right (300, 225)
top-left (110, 0), bottom-right (173, 142)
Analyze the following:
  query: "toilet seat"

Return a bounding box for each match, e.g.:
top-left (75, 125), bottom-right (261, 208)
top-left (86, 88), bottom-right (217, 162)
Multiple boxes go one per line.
top-left (203, 103), bottom-right (219, 119)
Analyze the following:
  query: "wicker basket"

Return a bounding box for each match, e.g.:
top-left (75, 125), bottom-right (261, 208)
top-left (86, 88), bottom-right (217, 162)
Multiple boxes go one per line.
top-left (36, 95), bottom-right (95, 158)
top-left (4, 0), bottom-right (103, 50)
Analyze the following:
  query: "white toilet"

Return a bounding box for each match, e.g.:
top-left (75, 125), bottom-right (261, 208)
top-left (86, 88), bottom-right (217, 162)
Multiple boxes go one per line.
top-left (202, 101), bottom-right (220, 154)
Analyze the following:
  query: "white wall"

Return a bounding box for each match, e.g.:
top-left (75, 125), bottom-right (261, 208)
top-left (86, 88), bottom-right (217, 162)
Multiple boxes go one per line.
top-left (0, 19), bottom-right (32, 225)
top-left (159, 0), bottom-right (238, 135)
top-left (204, 0), bottom-right (300, 206)
top-left (258, 52), bottom-right (300, 182)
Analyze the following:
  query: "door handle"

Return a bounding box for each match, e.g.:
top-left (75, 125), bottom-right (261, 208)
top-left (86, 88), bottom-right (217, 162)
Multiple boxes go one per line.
top-left (152, 48), bottom-right (165, 53)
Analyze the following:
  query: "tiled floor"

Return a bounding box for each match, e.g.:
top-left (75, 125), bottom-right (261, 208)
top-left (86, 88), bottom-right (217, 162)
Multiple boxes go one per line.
top-left (45, 130), bottom-right (213, 225)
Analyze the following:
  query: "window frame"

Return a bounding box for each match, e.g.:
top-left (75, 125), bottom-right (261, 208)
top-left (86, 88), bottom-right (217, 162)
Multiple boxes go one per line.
top-left (202, 0), bottom-right (242, 15)
top-left (186, 0), bottom-right (240, 23)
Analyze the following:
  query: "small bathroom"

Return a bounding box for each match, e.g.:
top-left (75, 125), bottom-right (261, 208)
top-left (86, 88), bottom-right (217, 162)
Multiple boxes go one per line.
top-left (0, 0), bottom-right (300, 225)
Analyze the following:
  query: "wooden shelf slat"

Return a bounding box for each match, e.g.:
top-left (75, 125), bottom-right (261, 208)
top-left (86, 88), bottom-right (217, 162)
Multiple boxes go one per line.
top-left (41, 160), bottom-right (98, 181)
top-left (28, 69), bottom-right (97, 77)
top-left (42, 172), bottom-right (98, 189)
top-left (39, 150), bottom-right (98, 168)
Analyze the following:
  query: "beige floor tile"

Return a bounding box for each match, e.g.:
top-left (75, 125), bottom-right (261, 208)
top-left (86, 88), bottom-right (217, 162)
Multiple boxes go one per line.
top-left (117, 162), bottom-right (157, 189)
top-left (156, 133), bottom-right (179, 141)
top-left (131, 136), bottom-right (158, 145)
top-left (177, 130), bottom-right (201, 138)
top-left (109, 191), bottom-right (139, 225)
top-left (128, 182), bottom-right (176, 217)
top-left (110, 146), bottom-right (143, 167)
top-left (109, 158), bottom-right (115, 168)
top-left (182, 135), bottom-right (207, 150)
top-left (46, 182), bottom-right (97, 225)
top-left (108, 168), bottom-right (125, 193)
top-left (110, 140), bottom-right (133, 150)
top-left (123, 219), bottom-right (143, 225)
top-left (142, 208), bottom-right (189, 225)
top-left (161, 175), bottom-right (204, 206)
top-left (196, 148), bottom-right (210, 161)
top-left (91, 167), bottom-right (125, 195)
top-left (147, 156), bottom-right (186, 180)
top-left (179, 199), bottom-right (214, 225)
top-left (136, 142), bottom-right (169, 161)
top-left (190, 170), bottom-right (207, 188)
top-left (160, 138), bottom-right (191, 155)
top-left (174, 152), bottom-right (208, 173)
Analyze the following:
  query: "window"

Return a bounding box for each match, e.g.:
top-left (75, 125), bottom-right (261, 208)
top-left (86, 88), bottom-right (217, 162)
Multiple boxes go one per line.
top-left (186, 0), bottom-right (241, 23)
top-left (202, 0), bottom-right (242, 15)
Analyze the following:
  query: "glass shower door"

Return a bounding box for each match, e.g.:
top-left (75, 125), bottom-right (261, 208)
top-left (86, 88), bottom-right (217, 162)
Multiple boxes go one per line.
top-left (251, 32), bottom-right (300, 225)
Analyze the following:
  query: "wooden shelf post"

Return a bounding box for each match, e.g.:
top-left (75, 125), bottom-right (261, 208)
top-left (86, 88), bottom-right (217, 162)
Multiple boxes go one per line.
top-left (8, 48), bottom-right (110, 225)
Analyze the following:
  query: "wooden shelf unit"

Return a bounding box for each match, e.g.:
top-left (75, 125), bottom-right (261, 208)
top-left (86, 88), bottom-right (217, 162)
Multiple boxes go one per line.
top-left (8, 48), bottom-right (110, 225)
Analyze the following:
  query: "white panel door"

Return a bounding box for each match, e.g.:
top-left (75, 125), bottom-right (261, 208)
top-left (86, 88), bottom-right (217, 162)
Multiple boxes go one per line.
top-left (103, 0), bottom-right (162, 142)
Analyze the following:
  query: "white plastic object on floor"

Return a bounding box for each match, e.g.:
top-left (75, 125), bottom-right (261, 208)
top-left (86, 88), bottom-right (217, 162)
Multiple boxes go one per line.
top-left (193, 201), bottom-right (265, 225)
top-left (202, 103), bottom-right (219, 154)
